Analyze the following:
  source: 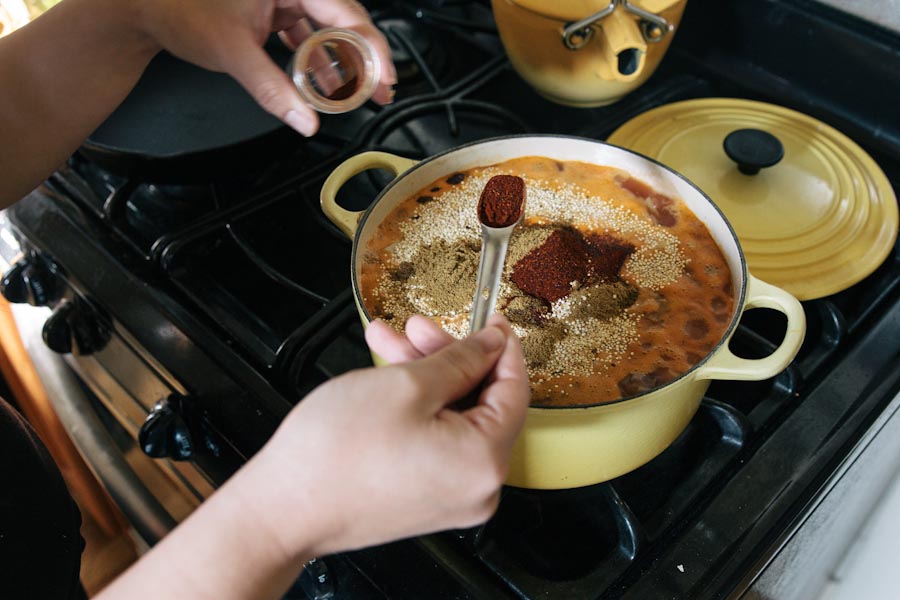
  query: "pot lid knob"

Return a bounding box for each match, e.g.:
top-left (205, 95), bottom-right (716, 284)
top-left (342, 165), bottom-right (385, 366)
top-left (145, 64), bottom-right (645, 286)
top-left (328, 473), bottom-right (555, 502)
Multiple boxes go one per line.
top-left (723, 128), bottom-right (785, 175)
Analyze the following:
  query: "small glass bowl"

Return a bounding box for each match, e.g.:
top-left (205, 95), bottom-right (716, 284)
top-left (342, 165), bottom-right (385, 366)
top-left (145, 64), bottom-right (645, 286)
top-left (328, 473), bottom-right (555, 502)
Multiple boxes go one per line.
top-left (291, 27), bottom-right (381, 114)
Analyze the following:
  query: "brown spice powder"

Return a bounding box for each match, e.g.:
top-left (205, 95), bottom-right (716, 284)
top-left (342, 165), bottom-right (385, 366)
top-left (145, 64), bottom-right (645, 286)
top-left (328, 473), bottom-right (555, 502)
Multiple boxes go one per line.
top-left (567, 282), bottom-right (639, 320)
top-left (381, 238), bottom-right (480, 321)
top-left (520, 320), bottom-right (567, 370)
top-left (504, 294), bottom-right (550, 326)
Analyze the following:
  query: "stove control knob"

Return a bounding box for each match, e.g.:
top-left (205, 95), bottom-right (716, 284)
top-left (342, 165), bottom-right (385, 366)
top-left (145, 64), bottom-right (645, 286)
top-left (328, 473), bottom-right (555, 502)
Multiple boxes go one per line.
top-left (42, 298), bottom-right (111, 355)
top-left (139, 395), bottom-right (194, 461)
top-left (1, 252), bottom-right (62, 306)
top-left (286, 558), bottom-right (335, 600)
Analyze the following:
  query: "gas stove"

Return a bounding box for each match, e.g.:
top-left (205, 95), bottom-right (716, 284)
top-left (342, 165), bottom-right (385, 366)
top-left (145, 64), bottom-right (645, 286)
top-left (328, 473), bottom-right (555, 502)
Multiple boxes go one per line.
top-left (2, 1), bottom-right (900, 598)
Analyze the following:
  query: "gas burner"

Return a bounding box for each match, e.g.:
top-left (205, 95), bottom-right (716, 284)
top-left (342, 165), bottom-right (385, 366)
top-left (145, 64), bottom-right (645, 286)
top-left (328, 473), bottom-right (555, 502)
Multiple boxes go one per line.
top-left (63, 155), bottom-right (217, 254)
top-left (334, 99), bottom-right (531, 200)
top-left (70, 153), bottom-right (128, 200)
top-left (377, 18), bottom-right (452, 96)
top-left (482, 484), bottom-right (634, 583)
top-left (124, 183), bottom-right (215, 246)
top-left (371, 100), bottom-right (530, 157)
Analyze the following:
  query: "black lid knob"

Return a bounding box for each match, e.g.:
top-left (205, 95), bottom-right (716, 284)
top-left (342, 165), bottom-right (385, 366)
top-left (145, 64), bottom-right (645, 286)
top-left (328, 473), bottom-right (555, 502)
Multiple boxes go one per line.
top-left (723, 128), bottom-right (784, 175)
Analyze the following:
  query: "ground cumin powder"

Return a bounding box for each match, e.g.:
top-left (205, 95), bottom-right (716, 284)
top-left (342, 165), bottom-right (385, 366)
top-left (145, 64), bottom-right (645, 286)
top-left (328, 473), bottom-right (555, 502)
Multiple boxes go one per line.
top-left (379, 238), bottom-right (480, 318)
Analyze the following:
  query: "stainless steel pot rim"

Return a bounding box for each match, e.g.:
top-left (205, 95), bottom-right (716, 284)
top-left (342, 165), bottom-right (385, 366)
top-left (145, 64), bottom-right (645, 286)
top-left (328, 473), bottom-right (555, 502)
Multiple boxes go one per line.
top-left (348, 133), bottom-right (749, 410)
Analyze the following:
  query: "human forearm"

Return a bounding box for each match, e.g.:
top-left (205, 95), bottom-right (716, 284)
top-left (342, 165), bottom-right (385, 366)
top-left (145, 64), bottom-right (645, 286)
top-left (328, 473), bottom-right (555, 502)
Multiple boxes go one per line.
top-left (0, 0), bottom-right (397, 210)
top-left (97, 316), bottom-right (527, 599)
top-left (95, 449), bottom-right (319, 600)
top-left (0, 0), bottom-right (159, 208)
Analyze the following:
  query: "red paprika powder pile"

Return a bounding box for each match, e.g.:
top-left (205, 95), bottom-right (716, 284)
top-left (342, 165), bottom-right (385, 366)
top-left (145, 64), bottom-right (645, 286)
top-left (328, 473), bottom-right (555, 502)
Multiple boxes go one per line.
top-left (584, 233), bottom-right (636, 281)
top-left (511, 228), bottom-right (591, 302)
top-left (478, 175), bottom-right (525, 228)
top-left (511, 227), bottom-right (635, 303)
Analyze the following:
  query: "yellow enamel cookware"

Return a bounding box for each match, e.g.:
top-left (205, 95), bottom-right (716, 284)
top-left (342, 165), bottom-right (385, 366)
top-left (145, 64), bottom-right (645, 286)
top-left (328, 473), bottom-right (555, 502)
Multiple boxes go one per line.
top-left (492, 0), bottom-right (688, 106)
top-left (607, 98), bottom-right (899, 300)
top-left (321, 135), bottom-right (806, 489)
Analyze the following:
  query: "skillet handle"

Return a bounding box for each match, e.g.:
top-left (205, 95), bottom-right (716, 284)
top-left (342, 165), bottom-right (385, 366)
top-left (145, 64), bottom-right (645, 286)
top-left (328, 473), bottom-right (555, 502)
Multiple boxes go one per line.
top-left (320, 151), bottom-right (418, 238)
top-left (695, 274), bottom-right (806, 381)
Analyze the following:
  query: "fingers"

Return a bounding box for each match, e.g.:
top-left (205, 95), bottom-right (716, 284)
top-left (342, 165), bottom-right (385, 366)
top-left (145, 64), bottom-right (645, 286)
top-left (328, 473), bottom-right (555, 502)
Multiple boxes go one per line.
top-left (365, 319), bottom-right (420, 363)
top-left (410, 325), bottom-right (507, 411)
top-left (365, 316), bottom-right (458, 365)
top-left (276, 18), bottom-right (315, 50)
top-left (271, 3), bottom-right (308, 34)
top-left (404, 316), bottom-right (455, 356)
top-left (464, 315), bottom-right (530, 450)
top-left (300, 0), bottom-right (397, 104)
top-left (227, 32), bottom-right (319, 136)
top-left (347, 22), bottom-right (396, 105)
top-left (483, 315), bottom-right (529, 386)
top-left (367, 313), bottom-right (527, 447)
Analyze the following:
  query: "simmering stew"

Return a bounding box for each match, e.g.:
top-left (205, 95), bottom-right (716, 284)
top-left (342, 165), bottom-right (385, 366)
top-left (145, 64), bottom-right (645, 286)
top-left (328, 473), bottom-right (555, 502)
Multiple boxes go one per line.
top-left (361, 157), bottom-right (734, 406)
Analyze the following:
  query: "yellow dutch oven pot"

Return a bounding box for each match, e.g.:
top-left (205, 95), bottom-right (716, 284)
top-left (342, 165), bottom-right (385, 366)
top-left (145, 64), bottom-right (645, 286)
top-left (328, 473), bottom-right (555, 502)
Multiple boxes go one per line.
top-left (321, 135), bottom-right (806, 490)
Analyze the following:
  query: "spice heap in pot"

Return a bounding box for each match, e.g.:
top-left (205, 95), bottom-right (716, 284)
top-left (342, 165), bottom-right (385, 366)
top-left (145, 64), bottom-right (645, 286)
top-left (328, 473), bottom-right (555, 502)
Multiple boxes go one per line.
top-left (360, 157), bottom-right (735, 406)
top-left (477, 174), bottom-right (526, 228)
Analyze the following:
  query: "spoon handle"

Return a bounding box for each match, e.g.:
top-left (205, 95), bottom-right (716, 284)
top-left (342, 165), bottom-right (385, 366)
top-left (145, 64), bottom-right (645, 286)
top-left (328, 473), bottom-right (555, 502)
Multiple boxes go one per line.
top-left (469, 227), bottom-right (513, 334)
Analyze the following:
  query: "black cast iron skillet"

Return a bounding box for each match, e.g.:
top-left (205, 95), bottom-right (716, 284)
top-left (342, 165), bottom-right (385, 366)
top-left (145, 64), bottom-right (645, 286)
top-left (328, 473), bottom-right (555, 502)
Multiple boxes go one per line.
top-left (80, 36), bottom-right (299, 183)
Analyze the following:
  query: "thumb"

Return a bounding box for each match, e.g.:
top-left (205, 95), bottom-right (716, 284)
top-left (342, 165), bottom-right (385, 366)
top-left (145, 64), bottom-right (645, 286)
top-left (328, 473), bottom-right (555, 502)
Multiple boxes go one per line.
top-left (409, 326), bottom-right (507, 412)
top-left (226, 33), bottom-right (319, 137)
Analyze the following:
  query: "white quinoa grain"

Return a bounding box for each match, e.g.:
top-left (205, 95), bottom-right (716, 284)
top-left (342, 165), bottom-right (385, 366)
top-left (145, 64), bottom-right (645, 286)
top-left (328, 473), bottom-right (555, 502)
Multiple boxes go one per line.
top-left (371, 168), bottom-right (687, 382)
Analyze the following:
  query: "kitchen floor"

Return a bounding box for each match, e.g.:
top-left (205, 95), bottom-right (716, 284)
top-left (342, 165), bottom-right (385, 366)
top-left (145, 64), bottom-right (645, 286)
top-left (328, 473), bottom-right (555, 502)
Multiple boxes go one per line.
top-left (77, 500), bottom-right (138, 596)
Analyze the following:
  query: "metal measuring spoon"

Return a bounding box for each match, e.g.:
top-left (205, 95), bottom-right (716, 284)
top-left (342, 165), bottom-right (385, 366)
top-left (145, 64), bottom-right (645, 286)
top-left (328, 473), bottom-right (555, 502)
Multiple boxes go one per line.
top-left (469, 175), bottom-right (526, 334)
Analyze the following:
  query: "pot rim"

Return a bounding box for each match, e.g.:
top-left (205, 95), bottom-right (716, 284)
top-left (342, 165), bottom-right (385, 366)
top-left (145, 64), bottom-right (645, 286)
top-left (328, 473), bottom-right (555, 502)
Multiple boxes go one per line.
top-left (349, 133), bottom-right (749, 410)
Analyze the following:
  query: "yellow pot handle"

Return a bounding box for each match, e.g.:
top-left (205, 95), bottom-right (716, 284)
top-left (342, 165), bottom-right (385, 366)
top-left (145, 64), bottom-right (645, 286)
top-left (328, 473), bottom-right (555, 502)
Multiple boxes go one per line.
top-left (320, 151), bottom-right (419, 238)
top-left (695, 274), bottom-right (806, 381)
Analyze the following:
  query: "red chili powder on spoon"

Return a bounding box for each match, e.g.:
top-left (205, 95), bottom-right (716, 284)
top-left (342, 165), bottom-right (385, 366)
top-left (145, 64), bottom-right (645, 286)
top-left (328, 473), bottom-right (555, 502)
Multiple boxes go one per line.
top-left (478, 175), bottom-right (525, 228)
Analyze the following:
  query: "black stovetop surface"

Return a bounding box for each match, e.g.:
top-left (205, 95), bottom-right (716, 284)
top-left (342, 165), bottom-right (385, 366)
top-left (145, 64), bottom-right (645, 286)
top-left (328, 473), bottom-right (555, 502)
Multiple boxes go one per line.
top-left (8, 1), bottom-right (900, 598)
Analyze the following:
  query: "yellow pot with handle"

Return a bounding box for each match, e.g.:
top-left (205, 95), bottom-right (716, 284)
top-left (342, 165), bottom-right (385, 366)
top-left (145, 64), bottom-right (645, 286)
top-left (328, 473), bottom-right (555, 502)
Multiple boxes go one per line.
top-left (321, 135), bottom-right (806, 489)
top-left (492, 0), bottom-right (689, 106)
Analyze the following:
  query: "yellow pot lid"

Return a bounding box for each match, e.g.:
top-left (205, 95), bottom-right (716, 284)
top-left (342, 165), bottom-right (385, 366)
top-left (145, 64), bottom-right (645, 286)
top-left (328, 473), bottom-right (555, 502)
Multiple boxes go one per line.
top-left (607, 98), bottom-right (898, 300)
